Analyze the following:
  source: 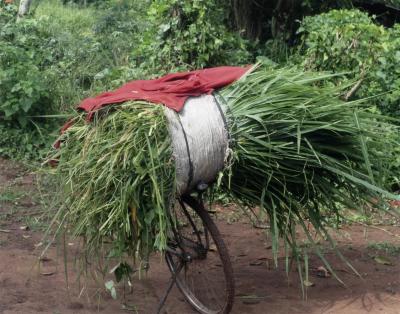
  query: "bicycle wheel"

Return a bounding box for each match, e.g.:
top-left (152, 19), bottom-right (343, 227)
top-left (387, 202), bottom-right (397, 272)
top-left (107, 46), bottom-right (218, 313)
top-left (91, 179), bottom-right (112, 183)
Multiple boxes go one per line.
top-left (165, 195), bottom-right (234, 314)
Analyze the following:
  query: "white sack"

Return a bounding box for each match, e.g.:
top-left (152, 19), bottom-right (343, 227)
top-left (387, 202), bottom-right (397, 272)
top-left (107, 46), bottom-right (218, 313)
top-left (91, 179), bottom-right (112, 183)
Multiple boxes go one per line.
top-left (164, 94), bottom-right (229, 195)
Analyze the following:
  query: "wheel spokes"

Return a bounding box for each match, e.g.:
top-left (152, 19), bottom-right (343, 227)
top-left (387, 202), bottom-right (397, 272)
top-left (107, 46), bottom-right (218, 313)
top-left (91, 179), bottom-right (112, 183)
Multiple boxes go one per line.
top-left (164, 196), bottom-right (234, 314)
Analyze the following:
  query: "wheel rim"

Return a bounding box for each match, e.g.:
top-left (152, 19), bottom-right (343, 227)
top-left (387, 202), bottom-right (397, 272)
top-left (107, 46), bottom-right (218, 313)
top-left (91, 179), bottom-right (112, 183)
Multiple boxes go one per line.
top-left (166, 198), bottom-right (233, 314)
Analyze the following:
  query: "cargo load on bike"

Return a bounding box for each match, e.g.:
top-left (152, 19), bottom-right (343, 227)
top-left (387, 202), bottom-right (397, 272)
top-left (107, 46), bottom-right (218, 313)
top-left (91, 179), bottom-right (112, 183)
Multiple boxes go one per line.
top-left (48, 64), bottom-right (398, 314)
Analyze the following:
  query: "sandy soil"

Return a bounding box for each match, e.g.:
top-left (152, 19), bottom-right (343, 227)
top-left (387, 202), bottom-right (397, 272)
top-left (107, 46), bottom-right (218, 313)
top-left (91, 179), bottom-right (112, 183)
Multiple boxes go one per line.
top-left (0, 157), bottom-right (400, 314)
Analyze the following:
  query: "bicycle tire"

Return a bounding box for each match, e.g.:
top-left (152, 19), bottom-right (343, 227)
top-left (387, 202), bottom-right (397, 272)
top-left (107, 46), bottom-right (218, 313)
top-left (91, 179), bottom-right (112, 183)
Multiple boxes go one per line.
top-left (165, 195), bottom-right (235, 314)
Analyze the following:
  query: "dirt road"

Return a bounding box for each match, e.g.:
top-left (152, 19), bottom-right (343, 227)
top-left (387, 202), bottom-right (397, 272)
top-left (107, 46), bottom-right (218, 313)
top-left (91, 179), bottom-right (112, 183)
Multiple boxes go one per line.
top-left (1, 158), bottom-right (399, 314)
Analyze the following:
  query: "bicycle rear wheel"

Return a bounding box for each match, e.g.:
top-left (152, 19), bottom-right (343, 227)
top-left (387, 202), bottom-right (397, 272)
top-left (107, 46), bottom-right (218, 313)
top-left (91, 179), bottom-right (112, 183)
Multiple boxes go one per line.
top-left (165, 195), bottom-right (234, 314)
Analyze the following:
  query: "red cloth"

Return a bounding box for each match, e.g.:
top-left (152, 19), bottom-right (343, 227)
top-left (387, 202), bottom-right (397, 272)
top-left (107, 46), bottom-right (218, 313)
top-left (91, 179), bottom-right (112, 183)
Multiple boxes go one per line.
top-left (54, 65), bottom-right (250, 150)
top-left (79, 65), bottom-right (250, 120)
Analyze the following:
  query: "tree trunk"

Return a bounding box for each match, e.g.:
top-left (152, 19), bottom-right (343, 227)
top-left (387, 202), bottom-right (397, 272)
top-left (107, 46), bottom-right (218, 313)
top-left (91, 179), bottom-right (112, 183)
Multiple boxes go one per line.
top-left (17, 0), bottom-right (33, 21)
top-left (231, 0), bottom-right (265, 40)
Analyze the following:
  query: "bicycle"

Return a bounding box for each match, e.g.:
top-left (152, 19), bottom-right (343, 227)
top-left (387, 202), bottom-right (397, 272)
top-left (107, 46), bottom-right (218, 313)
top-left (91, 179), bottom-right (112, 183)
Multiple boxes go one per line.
top-left (157, 193), bottom-right (235, 314)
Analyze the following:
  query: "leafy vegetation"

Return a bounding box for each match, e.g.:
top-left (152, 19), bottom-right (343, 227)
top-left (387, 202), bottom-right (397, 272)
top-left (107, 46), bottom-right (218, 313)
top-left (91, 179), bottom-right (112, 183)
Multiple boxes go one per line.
top-left (134, 0), bottom-right (250, 74)
top-left (297, 9), bottom-right (400, 117)
top-left (1, 1), bottom-right (399, 161)
top-left (0, 0), bottom-right (149, 159)
top-left (0, 4), bottom-right (51, 125)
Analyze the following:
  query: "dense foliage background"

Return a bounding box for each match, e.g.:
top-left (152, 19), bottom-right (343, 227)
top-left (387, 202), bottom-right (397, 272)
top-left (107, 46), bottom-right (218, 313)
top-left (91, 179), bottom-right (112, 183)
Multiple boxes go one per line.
top-left (0, 0), bottom-right (399, 161)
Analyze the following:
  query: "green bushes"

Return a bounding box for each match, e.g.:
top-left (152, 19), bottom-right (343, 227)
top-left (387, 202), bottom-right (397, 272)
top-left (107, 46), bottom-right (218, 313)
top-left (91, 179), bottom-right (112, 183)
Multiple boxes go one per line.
top-left (0, 123), bottom-right (54, 160)
top-left (134, 0), bottom-right (251, 74)
top-left (0, 5), bottom-right (52, 127)
top-left (297, 9), bottom-right (400, 116)
top-left (0, 42), bottom-right (49, 126)
top-left (1, 1), bottom-right (399, 162)
top-left (0, 0), bottom-right (148, 159)
top-left (0, 2), bottom-right (56, 159)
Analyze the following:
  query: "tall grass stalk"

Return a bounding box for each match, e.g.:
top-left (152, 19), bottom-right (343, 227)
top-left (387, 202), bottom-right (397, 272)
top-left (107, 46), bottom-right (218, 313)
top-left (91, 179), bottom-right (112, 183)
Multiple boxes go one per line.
top-left (52, 101), bottom-right (175, 263)
top-left (50, 65), bottom-right (398, 286)
top-left (219, 66), bottom-right (398, 272)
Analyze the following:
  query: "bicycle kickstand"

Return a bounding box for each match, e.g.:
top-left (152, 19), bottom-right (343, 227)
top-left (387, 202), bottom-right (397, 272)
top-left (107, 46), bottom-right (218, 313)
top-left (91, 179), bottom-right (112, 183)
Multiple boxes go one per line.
top-left (156, 261), bottom-right (184, 314)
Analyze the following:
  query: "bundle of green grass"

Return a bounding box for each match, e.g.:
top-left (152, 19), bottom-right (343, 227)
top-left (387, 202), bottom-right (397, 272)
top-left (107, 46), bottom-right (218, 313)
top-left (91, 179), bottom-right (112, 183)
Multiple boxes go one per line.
top-left (51, 65), bottom-right (397, 270)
